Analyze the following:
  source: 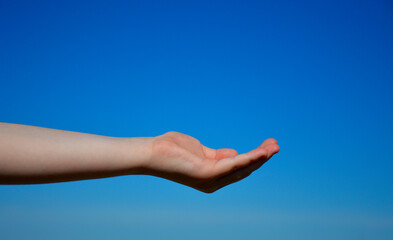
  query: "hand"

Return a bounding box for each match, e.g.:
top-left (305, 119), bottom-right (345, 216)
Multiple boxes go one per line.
top-left (143, 131), bottom-right (280, 193)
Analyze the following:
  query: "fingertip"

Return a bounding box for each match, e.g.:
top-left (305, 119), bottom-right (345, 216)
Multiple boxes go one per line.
top-left (226, 148), bottom-right (239, 156)
top-left (264, 138), bottom-right (278, 145)
top-left (267, 144), bottom-right (280, 153)
top-left (266, 144), bottom-right (280, 159)
top-left (274, 144), bottom-right (280, 153)
top-left (258, 138), bottom-right (278, 150)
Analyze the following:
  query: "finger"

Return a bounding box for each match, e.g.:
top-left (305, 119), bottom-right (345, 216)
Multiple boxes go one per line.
top-left (216, 148), bottom-right (238, 160)
top-left (259, 138), bottom-right (278, 148)
top-left (260, 143), bottom-right (280, 158)
top-left (212, 147), bottom-right (268, 177)
top-left (202, 146), bottom-right (238, 160)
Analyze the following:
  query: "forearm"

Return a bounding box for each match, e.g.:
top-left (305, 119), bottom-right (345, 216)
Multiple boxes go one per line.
top-left (0, 122), bottom-right (152, 184)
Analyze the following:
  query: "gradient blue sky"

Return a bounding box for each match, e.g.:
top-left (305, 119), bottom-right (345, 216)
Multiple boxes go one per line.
top-left (1, 0), bottom-right (393, 239)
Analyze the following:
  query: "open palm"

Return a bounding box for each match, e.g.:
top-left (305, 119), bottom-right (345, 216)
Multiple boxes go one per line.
top-left (146, 131), bottom-right (280, 193)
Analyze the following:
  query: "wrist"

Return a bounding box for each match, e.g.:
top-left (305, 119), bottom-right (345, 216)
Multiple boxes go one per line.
top-left (115, 136), bottom-right (155, 175)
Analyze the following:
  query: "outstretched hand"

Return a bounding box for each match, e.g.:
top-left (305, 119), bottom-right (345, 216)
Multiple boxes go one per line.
top-left (144, 132), bottom-right (280, 193)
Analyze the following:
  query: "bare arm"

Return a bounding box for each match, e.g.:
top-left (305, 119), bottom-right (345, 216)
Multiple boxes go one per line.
top-left (0, 122), bottom-right (279, 193)
top-left (0, 122), bottom-right (151, 184)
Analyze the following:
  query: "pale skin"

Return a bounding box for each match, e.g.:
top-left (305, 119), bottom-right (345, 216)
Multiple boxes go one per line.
top-left (0, 122), bottom-right (280, 193)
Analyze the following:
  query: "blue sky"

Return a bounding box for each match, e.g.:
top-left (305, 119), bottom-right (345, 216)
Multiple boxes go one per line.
top-left (1, 0), bottom-right (393, 239)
